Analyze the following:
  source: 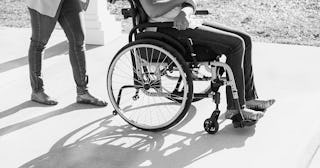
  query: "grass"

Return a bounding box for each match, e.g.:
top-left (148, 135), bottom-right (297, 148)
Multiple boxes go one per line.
top-left (0, 0), bottom-right (29, 28)
top-left (1, 0), bottom-right (319, 46)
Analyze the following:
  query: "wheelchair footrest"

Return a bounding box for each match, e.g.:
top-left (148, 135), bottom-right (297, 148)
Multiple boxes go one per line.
top-left (231, 113), bottom-right (257, 128)
top-left (232, 120), bottom-right (257, 128)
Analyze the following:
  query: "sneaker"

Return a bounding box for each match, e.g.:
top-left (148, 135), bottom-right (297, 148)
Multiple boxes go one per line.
top-left (225, 108), bottom-right (264, 121)
top-left (246, 99), bottom-right (276, 111)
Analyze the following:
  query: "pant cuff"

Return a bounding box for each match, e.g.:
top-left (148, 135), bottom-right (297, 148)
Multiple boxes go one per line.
top-left (77, 86), bottom-right (88, 95)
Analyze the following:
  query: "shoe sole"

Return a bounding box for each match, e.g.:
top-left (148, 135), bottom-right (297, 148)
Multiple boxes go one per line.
top-left (76, 100), bottom-right (107, 107)
top-left (31, 98), bottom-right (58, 105)
top-left (225, 111), bottom-right (264, 120)
top-left (233, 120), bottom-right (257, 128)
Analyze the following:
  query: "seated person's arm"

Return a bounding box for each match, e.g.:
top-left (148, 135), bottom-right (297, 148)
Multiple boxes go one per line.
top-left (181, 1), bottom-right (196, 16)
top-left (139, 0), bottom-right (191, 18)
top-left (183, 0), bottom-right (197, 11)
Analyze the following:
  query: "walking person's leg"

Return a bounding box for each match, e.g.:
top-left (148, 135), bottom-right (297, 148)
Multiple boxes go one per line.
top-left (28, 8), bottom-right (59, 105)
top-left (57, 0), bottom-right (107, 106)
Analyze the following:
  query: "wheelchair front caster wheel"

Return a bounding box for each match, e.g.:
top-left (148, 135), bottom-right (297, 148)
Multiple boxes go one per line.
top-left (204, 118), bottom-right (219, 134)
top-left (132, 95), bottom-right (139, 101)
top-left (112, 110), bottom-right (118, 115)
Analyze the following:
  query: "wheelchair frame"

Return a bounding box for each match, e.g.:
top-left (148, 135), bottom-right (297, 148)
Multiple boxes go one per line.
top-left (107, 0), bottom-right (255, 134)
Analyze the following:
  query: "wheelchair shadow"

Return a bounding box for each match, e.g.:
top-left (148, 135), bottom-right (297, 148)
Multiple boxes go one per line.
top-left (19, 106), bottom-right (255, 168)
top-left (0, 41), bottom-right (100, 73)
top-left (0, 103), bottom-right (103, 137)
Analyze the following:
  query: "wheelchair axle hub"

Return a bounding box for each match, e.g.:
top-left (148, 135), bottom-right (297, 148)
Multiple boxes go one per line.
top-left (143, 83), bottom-right (151, 90)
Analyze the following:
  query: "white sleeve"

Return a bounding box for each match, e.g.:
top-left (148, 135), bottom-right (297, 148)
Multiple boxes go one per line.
top-left (184, 0), bottom-right (197, 10)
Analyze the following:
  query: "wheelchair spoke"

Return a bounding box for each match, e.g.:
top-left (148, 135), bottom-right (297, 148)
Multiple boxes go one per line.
top-left (149, 47), bottom-right (155, 69)
top-left (113, 69), bottom-right (144, 86)
top-left (148, 57), bottom-right (174, 87)
top-left (158, 61), bottom-right (174, 76)
top-left (129, 49), bottom-right (155, 83)
top-left (160, 87), bottom-right (183, 99)
top-left (112, 77), bottom-right (143, 87)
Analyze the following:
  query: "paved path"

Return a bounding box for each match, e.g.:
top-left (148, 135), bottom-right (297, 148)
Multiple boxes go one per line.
top-left (0, 27), bottom-right (320, 168)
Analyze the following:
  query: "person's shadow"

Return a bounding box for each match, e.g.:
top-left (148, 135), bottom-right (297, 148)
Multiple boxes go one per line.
top-left (19, 105), bottom-right (256, 168)
top-left (0, 102), bottom-right (104, 136)
top-left (0, 101), bottom-right (48, 120)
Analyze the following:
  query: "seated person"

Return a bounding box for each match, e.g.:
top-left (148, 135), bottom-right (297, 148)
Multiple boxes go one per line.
top-left (139, 0), bottom-right (275, 121)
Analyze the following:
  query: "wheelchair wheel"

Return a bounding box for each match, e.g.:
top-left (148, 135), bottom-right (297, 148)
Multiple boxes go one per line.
top-left (107, 39), bottom-right (193, 131)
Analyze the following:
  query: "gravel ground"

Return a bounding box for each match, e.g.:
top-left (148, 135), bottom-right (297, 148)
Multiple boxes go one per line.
top-left (1, 0), bottom-right (319, 46)
top-left (0, 0), bottom-right (29, 28)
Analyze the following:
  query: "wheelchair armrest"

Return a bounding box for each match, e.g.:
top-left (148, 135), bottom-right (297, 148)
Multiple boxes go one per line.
top-left (129, 22), bottom-right (174, 42)
top-left (135, 22), bottom-right (174, 29)
top-left (150, 22), bottom-right (174, 28)
top-left (195, 10), bottom-right (209, 15)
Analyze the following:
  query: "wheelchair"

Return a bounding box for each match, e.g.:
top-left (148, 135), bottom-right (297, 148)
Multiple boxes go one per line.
top-left (107, 0), bottom-right (257, 134)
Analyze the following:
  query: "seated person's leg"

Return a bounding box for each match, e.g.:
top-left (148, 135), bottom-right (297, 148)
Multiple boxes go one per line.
top-left (202, 22), bottom-right (275, 111)
top-left (158, 25), bottom-right (264, 121)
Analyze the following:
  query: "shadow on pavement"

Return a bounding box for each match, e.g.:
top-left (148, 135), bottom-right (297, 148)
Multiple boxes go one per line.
top-left (0, 41), bottom-right (100, 73)
top-left (0, 103), bottom-right (104, 137)
top-left (0, 101), bottom-right (48, 119)
top-left (19, 106), bottom-right (255, 168)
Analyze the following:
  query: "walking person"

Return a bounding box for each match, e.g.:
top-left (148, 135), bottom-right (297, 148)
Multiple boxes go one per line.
top-left (27, 0), bottom-right (107, 106)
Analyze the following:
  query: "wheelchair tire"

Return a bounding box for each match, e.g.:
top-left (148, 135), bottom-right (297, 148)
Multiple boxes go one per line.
top-left (107, 39), bottom-right (193, 132)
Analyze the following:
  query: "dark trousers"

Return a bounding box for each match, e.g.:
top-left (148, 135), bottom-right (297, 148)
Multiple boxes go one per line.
top-left (28, 0), bottom-right (88, 94)
top-left (158, 22), bottom-right (258, 109)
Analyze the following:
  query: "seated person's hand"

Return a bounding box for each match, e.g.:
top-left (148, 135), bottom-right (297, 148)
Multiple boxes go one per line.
top-left (174, 11), bottom-right (190, 30)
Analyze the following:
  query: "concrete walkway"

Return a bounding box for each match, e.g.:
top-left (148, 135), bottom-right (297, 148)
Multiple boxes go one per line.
top-left (0, 27), bottom-right (319, 168)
